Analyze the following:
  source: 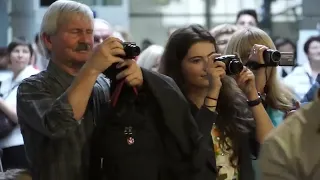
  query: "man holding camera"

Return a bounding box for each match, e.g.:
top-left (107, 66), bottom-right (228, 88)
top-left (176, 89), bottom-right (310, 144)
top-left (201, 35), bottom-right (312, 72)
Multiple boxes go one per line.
top-left (17, 1), bottom-right (211, 180)
top-left (16, 1), bottom-right (142, 180)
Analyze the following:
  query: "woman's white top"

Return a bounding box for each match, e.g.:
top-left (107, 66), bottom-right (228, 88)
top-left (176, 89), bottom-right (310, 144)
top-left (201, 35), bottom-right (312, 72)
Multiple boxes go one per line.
top-left (0, 65), bottom-right (39, 149)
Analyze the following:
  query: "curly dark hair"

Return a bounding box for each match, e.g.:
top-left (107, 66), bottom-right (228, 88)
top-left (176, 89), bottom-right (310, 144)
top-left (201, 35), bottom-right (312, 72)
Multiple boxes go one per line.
top-left (158, 24), bottom-right (254, 167)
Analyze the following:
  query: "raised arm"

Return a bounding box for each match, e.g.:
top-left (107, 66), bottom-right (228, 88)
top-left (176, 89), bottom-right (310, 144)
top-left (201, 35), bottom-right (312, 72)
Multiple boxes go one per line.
top-left (17, 67), bottom-right (100, 139)
top-left (17, 37), bottom-right (130, 139)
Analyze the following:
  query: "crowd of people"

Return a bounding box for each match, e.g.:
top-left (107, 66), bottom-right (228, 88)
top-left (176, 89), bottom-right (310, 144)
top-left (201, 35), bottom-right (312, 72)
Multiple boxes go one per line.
top-left (0, 0), bottom-right (319, 180)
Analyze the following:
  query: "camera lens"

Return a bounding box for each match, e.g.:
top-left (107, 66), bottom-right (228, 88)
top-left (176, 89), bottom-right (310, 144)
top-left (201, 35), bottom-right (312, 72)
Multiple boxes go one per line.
top-left (229, 60), bottom-right (244, 75)
top-left (263, 49), bottom-right (281, 64)
top-left (270, 51), bottom-right (281, 62)
top-left (215, 55), bottom-right (243, 75)
top-left (132, 46), bottom-right (141, 56)
top-left (122, 42), bottom-right (141, 58)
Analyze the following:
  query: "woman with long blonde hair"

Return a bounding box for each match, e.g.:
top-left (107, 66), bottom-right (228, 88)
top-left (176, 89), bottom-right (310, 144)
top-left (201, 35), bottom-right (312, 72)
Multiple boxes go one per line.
top-left (225, 26), bottom-right (297, 180)
top-left (225, 27), bottom-right (296, 126)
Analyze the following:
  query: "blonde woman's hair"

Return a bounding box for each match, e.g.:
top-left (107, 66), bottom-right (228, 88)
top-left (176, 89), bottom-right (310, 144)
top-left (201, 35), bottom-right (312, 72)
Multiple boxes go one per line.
top-left (225, 26), bottom-right (294, 111)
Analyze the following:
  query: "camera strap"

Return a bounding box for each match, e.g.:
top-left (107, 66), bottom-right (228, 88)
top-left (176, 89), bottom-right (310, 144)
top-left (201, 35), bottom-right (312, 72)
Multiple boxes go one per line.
top-left (110, 79), bottom-right (138, 107)
top-left (245, 61), bottom-right (270, 70)
top-left (110, 57), bottom-right (140, 107)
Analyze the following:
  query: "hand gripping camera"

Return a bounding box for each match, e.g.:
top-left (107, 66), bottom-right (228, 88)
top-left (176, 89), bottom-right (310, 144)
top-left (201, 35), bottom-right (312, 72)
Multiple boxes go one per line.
top-left (214, 55), bottom-right (244, 75)
top-left (103, 42), bottom-right (141, 80)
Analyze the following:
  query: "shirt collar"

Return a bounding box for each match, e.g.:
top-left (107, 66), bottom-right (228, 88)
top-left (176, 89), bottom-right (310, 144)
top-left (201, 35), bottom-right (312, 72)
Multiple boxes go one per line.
top-left (47, 61), bottom-right (75, 89)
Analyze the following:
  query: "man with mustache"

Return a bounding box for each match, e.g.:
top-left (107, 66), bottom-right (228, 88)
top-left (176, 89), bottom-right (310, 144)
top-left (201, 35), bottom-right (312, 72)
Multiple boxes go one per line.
top-left (16, 1), bottom-right (215, 180)
top-left (15, 1), bottom-right (142, 180)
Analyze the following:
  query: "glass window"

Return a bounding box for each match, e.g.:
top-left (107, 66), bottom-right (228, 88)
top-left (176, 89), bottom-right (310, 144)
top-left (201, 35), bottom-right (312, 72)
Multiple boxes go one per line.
top-left (103, 0), bottom-right (123, 5)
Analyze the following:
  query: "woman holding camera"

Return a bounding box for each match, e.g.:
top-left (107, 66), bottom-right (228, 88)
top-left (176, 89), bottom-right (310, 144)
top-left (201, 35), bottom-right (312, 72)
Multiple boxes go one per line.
top-left (159, 24), bottom-right (273, 180)
top-left (225, 27), bottom-right (297, 126)
top-left (225, 26), bottom-right (297, 180)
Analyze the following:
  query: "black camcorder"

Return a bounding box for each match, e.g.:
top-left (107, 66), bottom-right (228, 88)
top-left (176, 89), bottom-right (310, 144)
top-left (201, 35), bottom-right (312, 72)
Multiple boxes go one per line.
top-left (214, 55), bottom-right (244, 75)
top-left (103, 42), bottom-right (141, 80)
top-left (263, 49), bottom-right (281, 66)
top-left (246, 49), bottom-right (295, 70)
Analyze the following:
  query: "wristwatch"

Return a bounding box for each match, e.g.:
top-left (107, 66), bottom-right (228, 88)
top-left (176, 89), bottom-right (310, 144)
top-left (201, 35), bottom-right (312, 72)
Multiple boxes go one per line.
top-left (247, 93), bottom-right (262, 107)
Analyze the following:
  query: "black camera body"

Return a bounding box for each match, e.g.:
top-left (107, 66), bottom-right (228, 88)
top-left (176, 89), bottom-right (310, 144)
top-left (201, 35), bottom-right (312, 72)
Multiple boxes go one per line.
top-left (103, 42), bottom-right (141, 81)
top-left (263, 49), bottom-right (281, 66)
top-left (121, 42), bottom-right (141, 59)
top-left (214, 55), bottom-right (244, 75)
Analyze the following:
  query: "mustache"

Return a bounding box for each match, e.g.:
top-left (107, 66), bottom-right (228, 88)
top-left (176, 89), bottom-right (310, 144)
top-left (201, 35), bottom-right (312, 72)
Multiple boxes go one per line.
top-left (73, 43), bottom-right (91, 52)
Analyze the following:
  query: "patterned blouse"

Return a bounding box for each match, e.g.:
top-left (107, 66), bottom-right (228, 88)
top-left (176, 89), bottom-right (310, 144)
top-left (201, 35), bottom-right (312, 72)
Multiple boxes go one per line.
top-left (211, 123), bottom-right (238, 180)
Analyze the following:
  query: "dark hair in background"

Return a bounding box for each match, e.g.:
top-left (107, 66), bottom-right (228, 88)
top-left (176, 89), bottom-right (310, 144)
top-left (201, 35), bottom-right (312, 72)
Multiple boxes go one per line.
top-left (141, 39), bottom-right (153, 51)
top-left (92, 9), bottom-right (97, 18)
top-left (274, 37), bottom-right (296, 49)
top-left (159, 24), bottom-right (254, 167)
top-left (7, 38), bottom-right (34, 58)
top-left (236, 9), bottom-right (258, 24)
top-left (303, 36), bottom-right (320, 54)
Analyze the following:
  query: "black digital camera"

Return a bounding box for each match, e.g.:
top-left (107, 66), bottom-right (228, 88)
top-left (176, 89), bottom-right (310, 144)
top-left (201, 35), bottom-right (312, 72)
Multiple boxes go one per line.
top-left (121, 42), bottom-right (141, 59)
top-left (214, 55), bottom-right (244, 75)
top-left (103, 42), bottom-right (141, 80)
